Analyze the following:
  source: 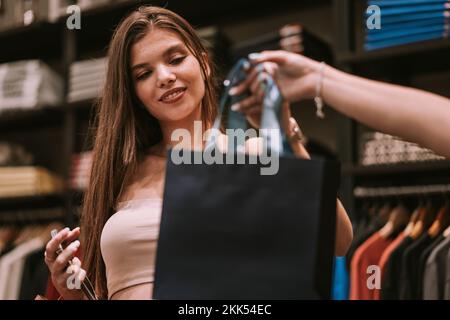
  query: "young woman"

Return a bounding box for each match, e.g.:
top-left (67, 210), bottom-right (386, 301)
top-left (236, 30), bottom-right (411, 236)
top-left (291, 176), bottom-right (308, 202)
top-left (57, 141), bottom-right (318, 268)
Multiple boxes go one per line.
top-left (44, 6), bottom-right (353, 300)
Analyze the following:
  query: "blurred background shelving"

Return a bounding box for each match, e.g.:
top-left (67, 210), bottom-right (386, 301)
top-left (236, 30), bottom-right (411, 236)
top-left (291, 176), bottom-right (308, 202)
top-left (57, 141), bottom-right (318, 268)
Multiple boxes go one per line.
top-left (0, 0), bottom-right (449, 231)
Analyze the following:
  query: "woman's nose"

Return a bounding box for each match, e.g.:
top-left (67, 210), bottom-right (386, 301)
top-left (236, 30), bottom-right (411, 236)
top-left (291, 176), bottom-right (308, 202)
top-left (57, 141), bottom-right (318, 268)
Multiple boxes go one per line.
top-left (156, 66), bottom-right (176, 88)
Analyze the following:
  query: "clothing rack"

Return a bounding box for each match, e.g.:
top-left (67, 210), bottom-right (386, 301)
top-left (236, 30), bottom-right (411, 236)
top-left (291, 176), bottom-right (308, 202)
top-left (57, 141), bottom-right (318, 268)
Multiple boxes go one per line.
top-left (354, 184), bottom-right (450, 198)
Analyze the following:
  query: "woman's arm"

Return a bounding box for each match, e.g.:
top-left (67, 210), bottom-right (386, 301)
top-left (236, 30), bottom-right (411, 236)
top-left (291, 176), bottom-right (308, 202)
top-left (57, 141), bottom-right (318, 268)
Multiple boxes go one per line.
top-left (322, 66), bottom-right (450, 158)
top-left (285, 117), bottom-right (353, 256)
top-left (232, 50), bottom-right (450, 158)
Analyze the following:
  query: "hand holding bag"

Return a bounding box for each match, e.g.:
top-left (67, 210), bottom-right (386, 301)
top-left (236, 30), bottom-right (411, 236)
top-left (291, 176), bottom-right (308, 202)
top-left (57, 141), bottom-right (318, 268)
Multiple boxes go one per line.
top-left (153, 59), bottom-right (340, 299)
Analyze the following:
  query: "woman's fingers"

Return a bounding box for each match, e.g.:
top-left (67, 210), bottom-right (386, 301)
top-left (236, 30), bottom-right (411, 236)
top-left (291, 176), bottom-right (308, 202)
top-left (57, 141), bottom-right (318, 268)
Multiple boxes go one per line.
top-left (231, 71), bottom-right (273, 112)
top-left (231, 95), bottom-right (258, 112)
top-left (53, 240), bottom-right (80, 274)
top-left (45, 227), bottom-right (80, 266)
top-left (243, 105), bottom-right (263, 128)
top-left (287, 117), bottom-right (311, 160)
top-left (229, 67), bottom-right (260, 96)
top-left (254, 73), bottom-right (268, 103)
top-left (61, 227), bottom-right (81, 248)
top-left (45, 227), bottom-right (70, 264)
top-left (248, 50), bottom-right (289, 66)
top-left (229, 62), bottom-right (275, 96)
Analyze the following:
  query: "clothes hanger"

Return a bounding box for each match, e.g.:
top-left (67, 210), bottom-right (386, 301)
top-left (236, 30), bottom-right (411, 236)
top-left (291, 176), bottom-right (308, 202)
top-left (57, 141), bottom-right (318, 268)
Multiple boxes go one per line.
top-left (428, 191), bottom-right (450, 238)
top-left (403, 207), bottom-right (420, 237)
top-left (379, 197), bottom-right (410, 240)
top-left (410, 192), bottom-right (427, 240)
top-left (377, 197), bottom-right (392, 225)
top-left (411, 193), bottom-right (438, 240)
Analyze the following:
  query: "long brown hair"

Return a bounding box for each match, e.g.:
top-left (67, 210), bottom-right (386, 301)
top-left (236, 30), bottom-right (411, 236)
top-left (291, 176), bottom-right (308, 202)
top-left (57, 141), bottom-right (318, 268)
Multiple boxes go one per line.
top-left (81, 6), bottom-right (219, 299)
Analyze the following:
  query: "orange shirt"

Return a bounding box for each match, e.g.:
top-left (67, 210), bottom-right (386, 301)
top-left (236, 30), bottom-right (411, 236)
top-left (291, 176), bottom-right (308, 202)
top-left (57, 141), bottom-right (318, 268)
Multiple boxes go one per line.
top-left (350, 232), bottom-right (392, 300)
top-left (373, 232), bottom-right (406, 300)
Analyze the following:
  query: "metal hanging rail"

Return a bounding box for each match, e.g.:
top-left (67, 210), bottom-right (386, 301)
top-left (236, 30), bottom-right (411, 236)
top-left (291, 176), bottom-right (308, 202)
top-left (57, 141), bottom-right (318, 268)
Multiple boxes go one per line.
top-left (354, 184), bottom-right (450, 198)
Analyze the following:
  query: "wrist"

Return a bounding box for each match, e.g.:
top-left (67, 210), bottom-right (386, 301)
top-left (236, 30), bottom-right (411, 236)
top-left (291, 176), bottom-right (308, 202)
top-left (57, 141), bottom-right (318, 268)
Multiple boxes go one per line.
top-left (305, 60), bottom-right (325, 98)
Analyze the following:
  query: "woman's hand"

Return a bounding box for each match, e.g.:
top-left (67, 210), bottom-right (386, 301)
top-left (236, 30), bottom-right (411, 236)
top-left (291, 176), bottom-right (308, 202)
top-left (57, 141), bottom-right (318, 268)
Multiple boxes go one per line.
top-left (230, 50), bottom-right (321, 104)
top-left (241, 101), bottom-right (310, 160)
top-left (231, 63), bottom-right (310, 160)
top-left (44, 227), bottom-right (86, 300)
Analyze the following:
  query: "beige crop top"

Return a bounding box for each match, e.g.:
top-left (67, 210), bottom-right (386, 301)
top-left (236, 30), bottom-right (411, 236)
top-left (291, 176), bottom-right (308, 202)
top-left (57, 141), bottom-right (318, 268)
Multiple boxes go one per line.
top-left (100, 198), bottom-right (162, 299)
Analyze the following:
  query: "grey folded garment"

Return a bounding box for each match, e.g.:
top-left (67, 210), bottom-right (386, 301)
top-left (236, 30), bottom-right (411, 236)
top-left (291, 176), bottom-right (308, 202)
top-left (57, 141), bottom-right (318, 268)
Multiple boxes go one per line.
top-left (68, 57), bottom-right (107, 102)
top-left (0, 143), bottom-right (34, 166)
top-left (359, 132), bottom-right (445, 165)
top-left (0, 60), bottom-right (64, 111)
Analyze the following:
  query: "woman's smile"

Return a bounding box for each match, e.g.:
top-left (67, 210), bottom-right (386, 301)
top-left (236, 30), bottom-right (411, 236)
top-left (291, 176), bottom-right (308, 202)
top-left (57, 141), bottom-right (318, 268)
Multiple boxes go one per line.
top-left (159, 87), bottom-right (187, 104)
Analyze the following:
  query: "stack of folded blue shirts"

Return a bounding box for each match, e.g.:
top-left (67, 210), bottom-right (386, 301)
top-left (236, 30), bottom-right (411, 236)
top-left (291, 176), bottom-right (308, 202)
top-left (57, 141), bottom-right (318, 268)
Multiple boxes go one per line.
top-left (365, 0), bottom-right (450, 51)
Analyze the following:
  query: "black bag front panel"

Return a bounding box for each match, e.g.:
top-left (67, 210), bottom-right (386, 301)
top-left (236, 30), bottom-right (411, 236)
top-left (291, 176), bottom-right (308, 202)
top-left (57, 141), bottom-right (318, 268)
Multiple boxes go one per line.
top-left (153, 152), bottom-right (339, 299)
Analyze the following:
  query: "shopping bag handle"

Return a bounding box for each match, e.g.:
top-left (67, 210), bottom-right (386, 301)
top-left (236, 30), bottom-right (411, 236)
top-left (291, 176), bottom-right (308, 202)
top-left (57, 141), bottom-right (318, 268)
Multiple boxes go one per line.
top-left (206, 58), bottom-right (293, 156)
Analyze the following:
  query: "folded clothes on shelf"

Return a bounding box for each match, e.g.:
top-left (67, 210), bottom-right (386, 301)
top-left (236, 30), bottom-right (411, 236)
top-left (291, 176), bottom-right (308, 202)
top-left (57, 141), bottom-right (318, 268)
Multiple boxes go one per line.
top-left (0, 60), bottom-right (63, 112)
top-left (68, 57), bottom-right (107, 103)
top-left (362, 0), bottom-right (450, 51)
top-left (359, 132), bottom-right (445, 166)
top-left (0, 143), bottom-right (34, 166)
top-left (0, 166), bottom-right (64, 198)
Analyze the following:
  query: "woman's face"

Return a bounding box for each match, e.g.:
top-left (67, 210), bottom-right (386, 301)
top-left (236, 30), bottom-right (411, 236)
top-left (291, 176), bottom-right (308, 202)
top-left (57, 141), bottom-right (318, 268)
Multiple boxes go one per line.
top-left (130, 28), bottom-right (206, 123)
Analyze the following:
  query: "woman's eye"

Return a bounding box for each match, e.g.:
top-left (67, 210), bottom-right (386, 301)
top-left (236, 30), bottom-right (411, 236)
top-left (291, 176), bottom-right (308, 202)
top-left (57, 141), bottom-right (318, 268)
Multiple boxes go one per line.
top-left (170, 56), bottom-right (186, 65)
top-left (137, 71), bottom-right (151, 80)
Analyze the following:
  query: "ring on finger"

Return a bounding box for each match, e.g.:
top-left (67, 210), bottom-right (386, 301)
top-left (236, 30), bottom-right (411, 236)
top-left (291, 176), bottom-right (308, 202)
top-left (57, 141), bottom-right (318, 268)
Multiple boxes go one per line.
top-left (44, 251), bottom-right (57, 262)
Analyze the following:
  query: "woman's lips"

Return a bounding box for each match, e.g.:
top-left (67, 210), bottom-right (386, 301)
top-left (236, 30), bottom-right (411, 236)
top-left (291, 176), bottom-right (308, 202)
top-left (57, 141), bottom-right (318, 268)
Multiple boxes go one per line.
top-left (160, 88), bottom-right (186, 104)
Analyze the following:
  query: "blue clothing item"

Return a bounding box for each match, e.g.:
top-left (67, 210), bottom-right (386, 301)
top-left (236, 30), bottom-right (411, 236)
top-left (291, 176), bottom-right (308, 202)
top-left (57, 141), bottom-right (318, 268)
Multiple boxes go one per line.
top-left (332, 256), bottom-right (349, 300)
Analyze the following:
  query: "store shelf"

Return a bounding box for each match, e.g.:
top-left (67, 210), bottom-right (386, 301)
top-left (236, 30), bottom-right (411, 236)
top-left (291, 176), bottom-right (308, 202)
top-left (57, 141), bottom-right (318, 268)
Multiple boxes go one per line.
top-left (337, 38), bottom-right (450, 65)
top-left (70, 0), bottom-right (327, 25)
top-left (0, 107), bottom-right (65, 132)
top-left (74, 0), bottom-right (331, 55)
top-left (343, 160), bottom-right (450, 177)
top-left (69, 98), bottom-right (96, 110)
top-left (0, 21), bottom-right (62, 63)
top-left (0, 194), bottom-right (65, 211)
top-left (0, 21), bottom-right (48, 38)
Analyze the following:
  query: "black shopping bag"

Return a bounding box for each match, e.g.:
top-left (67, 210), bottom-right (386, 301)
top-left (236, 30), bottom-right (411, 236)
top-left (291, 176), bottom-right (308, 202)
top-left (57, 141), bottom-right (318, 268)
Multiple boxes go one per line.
top-left (153, 153), bottom-right (339, 300)
top-left (152, 58), bottom-right (340, 299)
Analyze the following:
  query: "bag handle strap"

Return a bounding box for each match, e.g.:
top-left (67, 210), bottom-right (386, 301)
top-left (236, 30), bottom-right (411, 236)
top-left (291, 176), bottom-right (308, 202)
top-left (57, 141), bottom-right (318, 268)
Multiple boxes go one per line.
top-left (206, 58), bottom-right (293, 156)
